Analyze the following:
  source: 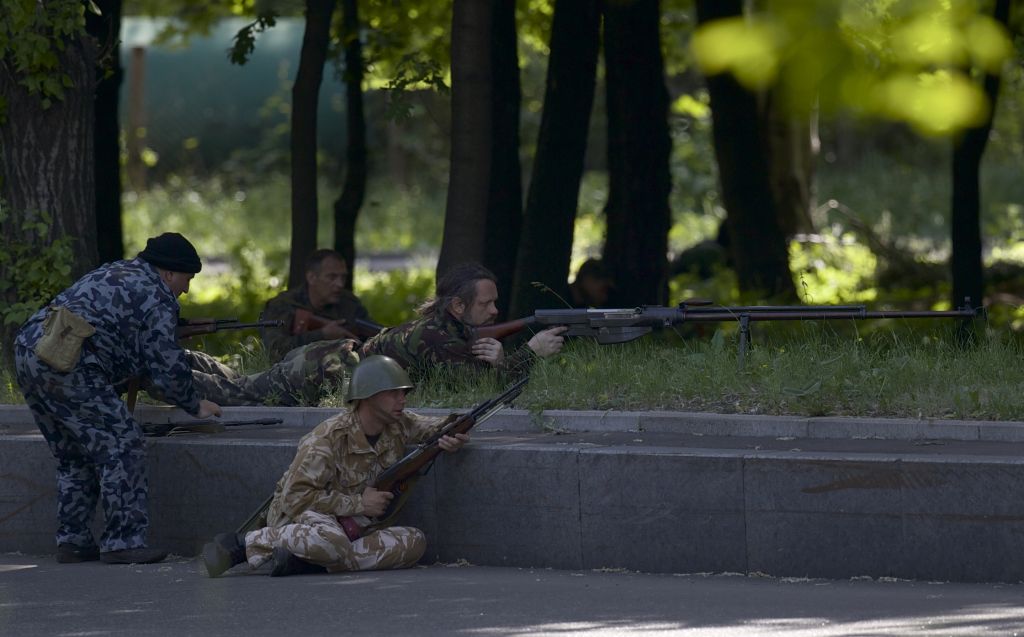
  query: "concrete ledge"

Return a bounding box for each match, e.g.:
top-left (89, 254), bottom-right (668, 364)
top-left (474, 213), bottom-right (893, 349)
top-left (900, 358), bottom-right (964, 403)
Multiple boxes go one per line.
top-left (3, 405), bottom-right (1024, 583)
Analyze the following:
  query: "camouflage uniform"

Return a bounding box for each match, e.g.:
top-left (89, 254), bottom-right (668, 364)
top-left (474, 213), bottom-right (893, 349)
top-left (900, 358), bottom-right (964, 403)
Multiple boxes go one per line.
top-left (361, 312), bottom-right (537, 381)
top-left (244, 409), bottom-right (444, 572)
top-left (141, 341), bottom-right (360, 407)
top-left (261, 286), bottom-right (371, 363)
top-left (14, 258), bottom-right (201, 552)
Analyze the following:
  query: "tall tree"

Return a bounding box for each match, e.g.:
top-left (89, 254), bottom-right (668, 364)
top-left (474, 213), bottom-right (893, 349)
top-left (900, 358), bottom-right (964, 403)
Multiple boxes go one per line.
top-left (482, 0), bottom-right (522, 319)
top-left (1, 5), bottom-right (99, 369)
top-left (951, 0), bottom-right (1011, 312)
top-left (288, 0), bottom-right (337, 289)
top-left (332, 0), bottom-right (366, 290)
top-left (437, 0), bottom-right (493, 278)
top-left (86, 0), bottom-right (124, 264)
top-left (509, 0), bottom-right (601, 317)
top-left (694, 0), bottom-right (795, 299)
top-left (602, 0), bottom-right (673, 306)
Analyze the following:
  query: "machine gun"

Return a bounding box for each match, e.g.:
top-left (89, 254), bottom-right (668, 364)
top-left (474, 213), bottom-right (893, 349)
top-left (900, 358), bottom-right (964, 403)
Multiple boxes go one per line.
top-left (474, 299), bottom-right (985, 365)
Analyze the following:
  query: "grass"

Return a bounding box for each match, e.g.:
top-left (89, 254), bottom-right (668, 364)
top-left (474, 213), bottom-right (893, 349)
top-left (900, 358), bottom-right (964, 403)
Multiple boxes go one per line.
top-left (399, 325), bottom-right (1024, 421)
top-left (4, 325), bottom-right (1022, 421)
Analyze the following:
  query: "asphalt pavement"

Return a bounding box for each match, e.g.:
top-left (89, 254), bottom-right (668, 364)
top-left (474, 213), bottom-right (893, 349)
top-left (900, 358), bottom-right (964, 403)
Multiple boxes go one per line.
top-left (2, 552), bottom-right (1023, 636)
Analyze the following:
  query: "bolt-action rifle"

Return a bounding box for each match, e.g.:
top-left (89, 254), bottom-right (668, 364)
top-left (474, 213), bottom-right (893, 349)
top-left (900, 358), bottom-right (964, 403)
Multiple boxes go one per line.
top-left (473, 299), bottom-right (984, 366)
top-left (291, 308), bottom-right (385, 341)
top-left (235, 377), bottom-right (529, 537)
top-left (177, 317), bottom-right (284, 340)
top-left (142, 417), bottom-right (283, 437)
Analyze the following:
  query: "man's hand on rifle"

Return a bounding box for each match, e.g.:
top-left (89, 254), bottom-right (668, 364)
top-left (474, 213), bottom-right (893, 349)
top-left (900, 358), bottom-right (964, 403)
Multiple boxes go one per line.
top-left (361, 486), bottom-right (394, 518)
top-left (196, 399), bottom-right (222, 419)
top-left (320, 319), bottom-right (359, 341)
top-left (527, 326), bottom-right (568, 358)
top-left (438, 432), bottom-right (470, 453)
top-left (471, 337), bottom-right (505, 366)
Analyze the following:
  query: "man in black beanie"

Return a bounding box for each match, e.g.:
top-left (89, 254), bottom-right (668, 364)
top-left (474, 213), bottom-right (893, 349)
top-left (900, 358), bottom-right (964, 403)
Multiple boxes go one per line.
top-left (14, 232), bottom-right (222, 566)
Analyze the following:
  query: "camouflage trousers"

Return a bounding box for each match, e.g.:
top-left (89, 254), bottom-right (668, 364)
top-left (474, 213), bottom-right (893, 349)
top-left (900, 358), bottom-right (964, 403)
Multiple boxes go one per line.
top-left (245, 510), bottom-right (426, 573)
top-left (154, 340), bottom-right (359, 407)
top-left (14, 345), bottom-right (150, 552)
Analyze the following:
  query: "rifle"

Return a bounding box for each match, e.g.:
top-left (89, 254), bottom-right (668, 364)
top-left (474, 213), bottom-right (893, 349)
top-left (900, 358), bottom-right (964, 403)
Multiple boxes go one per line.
top-left (177, 318), bottom-right (284, 340)
top-left (235, 377), bottom-right (530, 538)
top-left (291, 307), bottom-right (385, 341)
top-left (474, 299), bottom-right (985, 366)
top-left (142, 417), bottom-right (283, 437)
top-left (338, 376), bottom-right (529, 540)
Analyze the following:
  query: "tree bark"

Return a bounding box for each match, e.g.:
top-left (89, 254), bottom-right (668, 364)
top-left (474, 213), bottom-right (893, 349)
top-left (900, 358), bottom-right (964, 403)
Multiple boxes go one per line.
top-left (482, 0), bottom-right (522, 319)
top-left (0, 36), bottom-right (98, 368)
top-left (509, 0), bottom-right (601, 317)
top-left (602, 0), bottom-right (672, 306)
top-left (332, 0), bottom-right (367, 290)
top-left (695, 0), bottom-right (796, 299)
top-left (289, 0), bottom-right (337, 289)
top-left (437, 0), bottom-right (493, 279)
top-left (951, 0), bottom-right (1009, 313)
top-left (763, 91), bottom-right (816, 238)
top-left (86, 0), bottom-right (125, 264)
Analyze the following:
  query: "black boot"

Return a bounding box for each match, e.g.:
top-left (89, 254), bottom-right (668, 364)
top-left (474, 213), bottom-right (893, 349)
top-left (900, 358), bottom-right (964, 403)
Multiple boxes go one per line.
top-left (100, 547), bottom-right (169, 565)
top-left (201, 532), bottom-right (247, 577)
top-left (56, 543), bottom-right (100, 564)
top-left (269, 547), bottom-right (327, 577)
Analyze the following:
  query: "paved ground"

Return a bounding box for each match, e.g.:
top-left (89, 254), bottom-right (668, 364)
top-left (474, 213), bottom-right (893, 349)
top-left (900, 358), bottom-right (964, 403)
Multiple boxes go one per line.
top-left (2, 553), bottom-right (1023, 636)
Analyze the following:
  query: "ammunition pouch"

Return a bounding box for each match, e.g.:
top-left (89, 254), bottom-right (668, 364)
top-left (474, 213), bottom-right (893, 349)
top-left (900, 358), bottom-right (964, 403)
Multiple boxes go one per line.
top-left (34, 306), bottom-right (95, 372)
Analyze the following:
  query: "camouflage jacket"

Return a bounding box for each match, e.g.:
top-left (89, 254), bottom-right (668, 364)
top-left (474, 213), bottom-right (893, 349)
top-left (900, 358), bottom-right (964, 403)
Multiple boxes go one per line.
top-left (360, 311), bottom-right (536, 381)
top-left (266, 409), bottom-right (444, 527)
top-left (15, 258), bottom-right (201, 415)
top-left (261, 286), bottom-right (371, 363)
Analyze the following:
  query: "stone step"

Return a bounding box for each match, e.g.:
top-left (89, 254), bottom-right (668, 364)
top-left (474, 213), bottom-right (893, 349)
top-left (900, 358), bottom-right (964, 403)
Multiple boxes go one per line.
top-left (3, 405), bottom-right (1024, 583)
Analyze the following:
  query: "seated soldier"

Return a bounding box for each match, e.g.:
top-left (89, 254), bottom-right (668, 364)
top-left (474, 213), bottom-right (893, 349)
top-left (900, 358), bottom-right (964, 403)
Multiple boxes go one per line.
top-left (261, 249), bottom-right (376, 363)
top-left (361, 262), bottom-right (566, 381)
top-left (200, 355), bottom-right (469, 577)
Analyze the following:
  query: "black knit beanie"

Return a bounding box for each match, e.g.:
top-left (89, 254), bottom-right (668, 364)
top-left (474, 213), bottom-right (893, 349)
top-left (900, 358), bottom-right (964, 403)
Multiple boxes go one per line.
top-left (138, 232), bottom-right (202, 273)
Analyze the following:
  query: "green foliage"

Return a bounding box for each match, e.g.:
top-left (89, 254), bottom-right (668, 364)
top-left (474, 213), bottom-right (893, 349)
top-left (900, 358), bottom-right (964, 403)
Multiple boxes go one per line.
top-left (352, 267), bottom-right (435, 327)
top-left (0, 0), bottom-right (89, 115)
top-left (0, 366), bottom-right (23, 404)
top-left (229, 14), bottom-right (278, 65)
top-left (691, 0), bottom-right (1017, 136)
top-left (0, 204), bottom-right (74, 328)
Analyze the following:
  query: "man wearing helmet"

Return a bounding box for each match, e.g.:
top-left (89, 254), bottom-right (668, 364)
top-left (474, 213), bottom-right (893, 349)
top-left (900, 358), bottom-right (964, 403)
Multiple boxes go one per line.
top-left (201, 355), bottom-right (468, 577)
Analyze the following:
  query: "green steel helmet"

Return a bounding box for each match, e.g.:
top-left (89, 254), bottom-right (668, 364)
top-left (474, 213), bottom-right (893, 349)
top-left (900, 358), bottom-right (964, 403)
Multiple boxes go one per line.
top-left (345, 355), bottom-right (414, 403)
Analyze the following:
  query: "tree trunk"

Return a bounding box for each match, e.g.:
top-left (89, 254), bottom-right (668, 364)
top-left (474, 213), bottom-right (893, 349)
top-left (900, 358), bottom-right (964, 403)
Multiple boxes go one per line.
top-left (0, 36), bottom-right (99, 369)
top-left (763, 91), bottom-right (816, 237)
top-left (86, 0), bottom-right (124, 264)
top-left (289, 0), bottom-right (337, 289)
top-left (437, 0), bottom-right (493, 279)
top-left (482, 0), bottom-right (522, 319)
top-left (695, 0), bottom-right (796, 299)
top-left (602, 0), bottom-right (672, 306)
top-left (332, 0), bottom-right (367, 290)
top-left (951, 0), bottom-right (1009, 313)
top-left (509, 0), bottom-right (600, 317)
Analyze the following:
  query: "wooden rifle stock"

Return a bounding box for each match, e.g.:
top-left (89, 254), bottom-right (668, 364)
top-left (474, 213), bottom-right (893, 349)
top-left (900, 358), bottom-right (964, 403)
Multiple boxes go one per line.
top-left (338, 376), bottom-right (530, 540)
top-left (291, 307), bottom-right (384, 341)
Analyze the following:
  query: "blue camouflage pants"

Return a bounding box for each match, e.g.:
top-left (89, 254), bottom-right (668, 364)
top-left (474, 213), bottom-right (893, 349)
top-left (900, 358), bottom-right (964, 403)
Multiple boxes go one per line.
top-left (15, 345), bottom-right (150, 552)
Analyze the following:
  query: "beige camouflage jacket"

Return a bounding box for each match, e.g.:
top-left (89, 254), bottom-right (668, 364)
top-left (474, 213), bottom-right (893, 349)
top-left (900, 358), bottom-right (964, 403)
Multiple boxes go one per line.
top-left (266, 409), bottom-right (444, 527)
